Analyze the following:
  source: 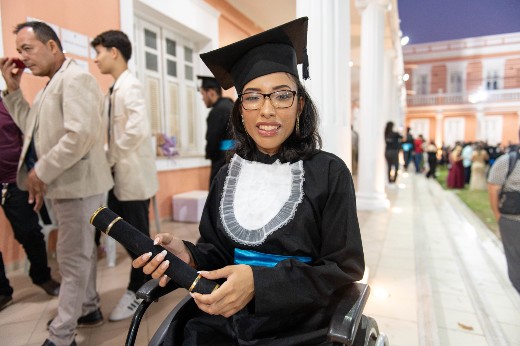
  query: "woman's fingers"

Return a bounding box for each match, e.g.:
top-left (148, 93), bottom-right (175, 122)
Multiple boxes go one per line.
top-left (132, 250), bottom-right (171, 286)
top-left (153, 233), bottom-right (173, 246)
top-left (189, 265), bottom-right (254, 317)
top-left (132, 252), bottom-right (152, 268)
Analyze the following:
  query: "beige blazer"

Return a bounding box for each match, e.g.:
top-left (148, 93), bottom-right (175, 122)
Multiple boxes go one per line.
top-left (106, 70), bottom-right (158, 201)
top-left (3, 59), bottom-right (113, 199)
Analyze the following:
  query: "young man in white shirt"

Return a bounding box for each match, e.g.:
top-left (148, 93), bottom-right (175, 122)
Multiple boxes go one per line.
top-left (92, 30), bottom-right (159, 321)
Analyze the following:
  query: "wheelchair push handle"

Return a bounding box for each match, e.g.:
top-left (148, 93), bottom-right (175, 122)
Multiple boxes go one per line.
top-left (90, 206), bottom-right (219, 295)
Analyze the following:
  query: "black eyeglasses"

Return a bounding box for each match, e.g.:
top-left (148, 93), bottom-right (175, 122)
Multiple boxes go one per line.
top-left (239, 90), bottom-right (297, 110)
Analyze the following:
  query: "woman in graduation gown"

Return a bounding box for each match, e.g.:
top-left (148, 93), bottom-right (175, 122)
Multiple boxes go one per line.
top-left (133, 17), bottom-right (365, 345)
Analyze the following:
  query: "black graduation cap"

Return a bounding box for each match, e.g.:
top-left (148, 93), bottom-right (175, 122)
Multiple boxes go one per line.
top-left (197, 75), bottom-right (221, 90)
top-left (200, 17), bottom-right (309, 93)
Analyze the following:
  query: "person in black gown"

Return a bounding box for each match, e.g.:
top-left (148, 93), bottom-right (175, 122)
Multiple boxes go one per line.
top-left (133, 17), bottom-right (365, 345)
top-left (197, 75), bottom-right (234, 186)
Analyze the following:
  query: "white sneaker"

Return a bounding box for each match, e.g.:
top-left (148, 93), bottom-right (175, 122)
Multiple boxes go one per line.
top-left (109, 290), bottom-right (143, 321)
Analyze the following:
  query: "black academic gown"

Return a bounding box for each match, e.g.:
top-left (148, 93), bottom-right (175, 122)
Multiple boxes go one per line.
top-left (205, 97), bottom-right (234, 183)
top-left (177, 150), bottom-right (365, 345)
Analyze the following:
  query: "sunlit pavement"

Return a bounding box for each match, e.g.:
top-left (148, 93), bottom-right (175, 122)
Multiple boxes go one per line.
top-left (360, 172), bottom-right (520, 346)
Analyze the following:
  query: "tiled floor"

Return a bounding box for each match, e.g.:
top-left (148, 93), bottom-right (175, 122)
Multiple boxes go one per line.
top-left (1, 172), bottom-right (520, 345)
top-left (0, 222), bottom-right (200, 346)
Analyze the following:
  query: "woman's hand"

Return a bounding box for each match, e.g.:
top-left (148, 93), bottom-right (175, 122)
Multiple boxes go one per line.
top-left (131, 233), bottom-right (194, 287)
top-left (190, 265), bottom-right (254, 318)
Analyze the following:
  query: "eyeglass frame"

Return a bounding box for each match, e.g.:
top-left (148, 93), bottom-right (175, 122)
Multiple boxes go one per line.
top-left (238, 90), bottom-right (297, 110)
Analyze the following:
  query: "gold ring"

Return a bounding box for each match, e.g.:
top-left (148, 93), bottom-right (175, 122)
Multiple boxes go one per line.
top-left (105, 217), bottom-right (122, 235)
top-left (189, 274), bottom-right (202, 292)
top-left (90, 206), bottom-right (107, 225)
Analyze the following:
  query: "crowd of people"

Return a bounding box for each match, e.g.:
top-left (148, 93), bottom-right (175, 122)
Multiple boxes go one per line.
top-left (0, 17), bottom-right (369, 346)
top-left (383, 121), bottom-right (516, 192)
top-left (445, 141), bottom-right (516, 190)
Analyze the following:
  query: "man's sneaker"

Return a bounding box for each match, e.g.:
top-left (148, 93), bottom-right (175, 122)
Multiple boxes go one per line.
top-left (77, 308), bottom-right (104, 327)
top-left (37, 279), bottom-right (60, 297)
top-left (41, 338), bottom-right (77, 346)
top-left (47, 308), bottom-right (104, 329)
top-left (109, 290), bottom-right (143, 321)
top-left (0, 295), bottom-right (13, 311)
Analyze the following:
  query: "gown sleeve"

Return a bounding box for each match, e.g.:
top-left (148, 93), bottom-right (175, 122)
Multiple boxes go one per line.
top-left (184, 168), bottom-right (235, 269)
top-left (251, 156), bottom-right (365, 316)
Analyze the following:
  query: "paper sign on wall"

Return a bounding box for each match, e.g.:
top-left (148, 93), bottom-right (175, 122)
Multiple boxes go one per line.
top-left (61, 28), bottom-right (89, 58)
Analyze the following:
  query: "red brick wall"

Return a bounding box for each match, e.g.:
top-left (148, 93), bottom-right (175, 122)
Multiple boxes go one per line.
top-left (466, 61), bottom-right (483, 93)
top-left (504, 58), bottom-right (520, 89)
top-left (405, 67), bottom-right (413, 92)
top-left (431, 65), bottom-right (447, 93)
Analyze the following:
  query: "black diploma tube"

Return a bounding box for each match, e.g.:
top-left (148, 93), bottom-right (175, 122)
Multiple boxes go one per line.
top-left (90, 206), bottom-right (219, 294)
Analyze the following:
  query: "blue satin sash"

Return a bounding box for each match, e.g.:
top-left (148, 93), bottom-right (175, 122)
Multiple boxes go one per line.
top-left (219, 139), bottom-right (236, 151)
top-left (234, 248), bottom-right (312, 267)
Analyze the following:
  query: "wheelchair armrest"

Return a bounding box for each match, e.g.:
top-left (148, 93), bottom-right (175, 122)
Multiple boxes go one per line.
top-left (327, 283), bottom-right (371, 345)
top-left (135, 279), bottom-right (179, 302)
top-left (148, 294), bottom-right (195, 346)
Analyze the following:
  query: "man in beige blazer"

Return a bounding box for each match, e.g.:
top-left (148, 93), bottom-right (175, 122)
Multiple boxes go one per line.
top-left (0, 22), bottom-right (113, 346)
top-left (92, 30), bottom-right (158, 321)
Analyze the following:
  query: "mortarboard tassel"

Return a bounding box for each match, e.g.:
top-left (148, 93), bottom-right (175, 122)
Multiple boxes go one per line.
top-left (302, 48), bottom-right (310, 80)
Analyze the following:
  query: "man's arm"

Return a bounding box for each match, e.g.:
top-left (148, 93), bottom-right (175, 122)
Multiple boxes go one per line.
top-left (1, 57), bottom-right (32, 132)
top-left (107, 82), bottom-right (149, 166)
top-left (487, 183), bottom-right (501, 221)
top-left (26, 169), bottom-right (46, 211)
top-left (35, 73), bottom-right (102, 184)
top-left (0, 57), bottom-right (23, 93)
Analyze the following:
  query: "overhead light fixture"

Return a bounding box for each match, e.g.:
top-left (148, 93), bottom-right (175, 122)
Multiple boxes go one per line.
top-left (401, 36), bottom-right (410, 46)
top-left (349, 61), bottom-right (354, 67)
top-left (403, 73), bottom-right (410, 81)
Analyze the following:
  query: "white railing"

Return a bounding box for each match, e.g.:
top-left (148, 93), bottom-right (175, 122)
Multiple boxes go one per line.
top-left (407, 88), bottom-right (520, 107)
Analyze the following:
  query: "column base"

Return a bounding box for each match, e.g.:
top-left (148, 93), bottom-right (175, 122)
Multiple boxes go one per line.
top-left (356, 192), bottom-right (390, 211)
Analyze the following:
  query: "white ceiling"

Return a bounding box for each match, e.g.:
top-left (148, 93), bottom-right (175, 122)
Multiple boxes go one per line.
top-left (224, 0), bottom-right (296, 30)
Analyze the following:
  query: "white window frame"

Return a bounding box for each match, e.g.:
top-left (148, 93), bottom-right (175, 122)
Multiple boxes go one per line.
top-left (135, 17), bottom-right (202, 155)
top-left (446, 61), bottom-right (466, 94)
top-left (481, 115), bottom-right (503, 146)
top-left (413, 65), bottom-right (431, 95)
top-left (443, 117), bottom-right (465, 147)
top-left (483, 58), bottom-right (505, 90)
top-left (410, 119), bottom-right (430, 142)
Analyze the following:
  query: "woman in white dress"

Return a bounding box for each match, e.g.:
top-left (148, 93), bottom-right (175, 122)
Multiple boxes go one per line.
top-left (469, 143), bottom-right (489, 190)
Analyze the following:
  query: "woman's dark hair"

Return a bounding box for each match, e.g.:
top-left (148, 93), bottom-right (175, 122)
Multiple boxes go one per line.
top-left (384, 121), bottom-right (394, 138)
top-left (230, 74), bottom-right (321, 163)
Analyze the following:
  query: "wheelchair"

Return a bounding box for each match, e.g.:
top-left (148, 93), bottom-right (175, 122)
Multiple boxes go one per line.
top-left (125, 280), bottom-right (389, 346)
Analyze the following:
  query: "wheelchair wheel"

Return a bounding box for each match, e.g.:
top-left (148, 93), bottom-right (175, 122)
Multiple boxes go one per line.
top-left (352, 315), bottom-right (379, 346)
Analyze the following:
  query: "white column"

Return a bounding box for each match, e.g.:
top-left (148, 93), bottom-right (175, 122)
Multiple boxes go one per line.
top-left (435, 110), bottom-right (443, 147)
top-left (382, 50), bottom-right (396, 124)
top-left (296, 0), bottom-right (352, 168)
top-left (120, 0), bottom-right (136, 72)
top-left (355, 0), bottom-right (390, 210)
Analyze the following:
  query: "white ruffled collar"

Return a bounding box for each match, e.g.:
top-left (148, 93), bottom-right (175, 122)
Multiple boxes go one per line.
top-left (219, 154), bottom-right (305, 246)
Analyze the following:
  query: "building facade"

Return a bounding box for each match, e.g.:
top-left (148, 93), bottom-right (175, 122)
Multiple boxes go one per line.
top-left (404, 32), bottom-right (520, 147)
